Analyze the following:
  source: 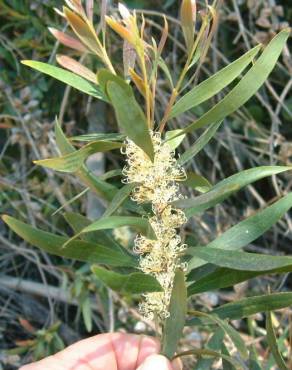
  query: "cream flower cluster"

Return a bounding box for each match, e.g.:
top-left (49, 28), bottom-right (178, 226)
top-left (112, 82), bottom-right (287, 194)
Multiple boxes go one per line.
top-left (122, 131), bottom-right (187, 320)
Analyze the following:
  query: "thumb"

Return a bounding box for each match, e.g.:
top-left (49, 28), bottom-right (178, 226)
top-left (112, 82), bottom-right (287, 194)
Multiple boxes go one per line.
top-left (136, 354), bottom-right (181, 370)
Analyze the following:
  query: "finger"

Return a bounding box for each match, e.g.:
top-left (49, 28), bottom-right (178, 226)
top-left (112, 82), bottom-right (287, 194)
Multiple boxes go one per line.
top-left (136, 354), bottom-right (173, 370)
top-left (19, 334), bottom-right (117, 370)
top-left (171, 357), bottom-right (183, 370)
top-left (135, 336), bottom-right (160, 367)
top-left (19, 333), bottom-right (159, 370)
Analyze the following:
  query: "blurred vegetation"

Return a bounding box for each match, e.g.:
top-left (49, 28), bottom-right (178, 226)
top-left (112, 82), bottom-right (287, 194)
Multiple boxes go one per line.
top-left (0, 0), bottom-right (291, 368)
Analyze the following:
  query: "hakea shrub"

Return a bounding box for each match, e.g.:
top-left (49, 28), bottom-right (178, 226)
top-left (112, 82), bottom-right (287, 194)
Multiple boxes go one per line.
top-left (3, 0), bottom-right (292, 367)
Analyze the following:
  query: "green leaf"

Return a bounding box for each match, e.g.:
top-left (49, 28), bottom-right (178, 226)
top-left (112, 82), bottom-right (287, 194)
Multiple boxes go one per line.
top-left (266, 312), bottom-right (288, 370)
top-left (158, 58), bottom-right (174, 89)
top-left (211, 165), bottom-right (291, 192)
top-left (187, 265), bottom-right (292, 295)
top-left (248, 346), bottom-right (262, 370)
top-left (183, 172), bottom-right (212, 193)
top-left (165, 129), bottom-right (186, 150)
top-left (64, 212), bottom-right (128, 254)
top-left (21, 61), bottom-right (106, 100)
top-left (188, 310), bottom-right (248, 359)
top-left (181, 29), bottom-right (290, 135)
top-left (82, 216), bottom-right (155, 238)
top-left (175, 166), bottom-right (292, 217)
top-left (82, 296), bottom-right (93, 332)
top-left (63, 215), bottom-right (156, 248)
top-left (34, 140), bottom-right (122, 173)
top-left (91, 265), bottom-right (163, 294)
top-left (221, 343), bottom-right (236, 370)
top-left (77, 166), bottom-right (118, 201)
top-left (106, 80), bottom-right (154, 161)
top-left (178, 121), bottom-right (223, 165)
top-left (71, 133), bottom-right (126, 142)
top-left (170, 44), bottom-right (261, 118)
top-left (100, 169), bottom-right (123, 181)
top-left (52, 187), bottom-right (89, 216)
top-left (55, 119), bottom-right (75, 155)
top-left (173, 349), bottom-right (241, 369)
top-left (98, 69), bottom-right (132, 97)
top-left (196, 329), bottom-right (225, 370)
top-left (187, 293), bottom-right (292, 324)
top-left (187, 247), bottom-right (292, 272)
top-left (102, 183), bottom-right (136, 218)
top-left (2, 215), bottom-right (137, 267)
top-left (54, 121), bottom-right (119, 201)
top-left (161, 269), bottom-right (187, 359)
top-left (178, 184), bottom-right (239, 218)
top-left (187, 193), bottom-right (292, 271)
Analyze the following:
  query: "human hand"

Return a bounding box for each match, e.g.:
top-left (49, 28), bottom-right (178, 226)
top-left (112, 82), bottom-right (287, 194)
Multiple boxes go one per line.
top-left (20, 332), bottom-right (182, 370)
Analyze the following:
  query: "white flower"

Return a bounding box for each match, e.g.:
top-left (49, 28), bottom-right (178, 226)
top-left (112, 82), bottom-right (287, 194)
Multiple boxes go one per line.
top-left (122, 131), bottom-right (187, 320)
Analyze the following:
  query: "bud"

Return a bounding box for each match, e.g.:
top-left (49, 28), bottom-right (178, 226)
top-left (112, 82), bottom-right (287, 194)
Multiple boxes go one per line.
top-left (180, 0), bottom-right (197, 55)
top-left (118, 3), bottom-right (131, 21)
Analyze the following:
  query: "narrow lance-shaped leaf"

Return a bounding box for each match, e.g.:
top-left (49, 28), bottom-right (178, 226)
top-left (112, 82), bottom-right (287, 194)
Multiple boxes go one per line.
top-left (62, 216), bottom-right (156, 248)
top-left (55, 119), bottom-right (75, 155)
top-left (71, 133), bottom-right (126, 142)
top-left (177, 121), bottom-right (223, 165)
top-left (102, 183), bottom-right (136, 218)
top-left (187, 247), bottom-right (292, 272)
top-left (187, 265), bottom-right (292, 296)
top-left (161, 269), bottom-right (187, 359)
top-left (55, 105), bottom-right (120, 201)
top-left (49, 27), bottom-right (89, 53)
top-left (266, 311), bottom-right (288, 370)
top-left (248, 346), bottom-right (262, 370)
top-left (2, 215), bottom-right (137, 267)
top-left (187, 292), bottom-right (292, 324)
top-left (56, 55), bottom-right (97, 83)
top-left (183, 172), bottom-right (212, 193)
top-left (195, 329), bottom-right (225, 370)
top-left (175, 166), bottom-right (292, 218)
top-left (80, 216), bottom-right (156, 239)
top-left (34, 140), bottom-right (122, 173)
top-left (178, 184), bottom-right (240, 219)
top-left (105, 16), bottom-right (134, 45)
top-left (64, 212), bottom-right (129, 255)
top-left (77, 166), bottom-right (119, 201)
top-left (64, 7), bottom-right (103, 55)
top-left (165, 129), bottom-right (186, 150)
top-left (22, 61), bottom-right (106, 101)
top-left (187, 192), bottom-right (292, 272)
top-left (106, 80), bottom-right (154, 161)
top-left (173, 349), bottom-right (241, 369)
top-left (170, 44), bottom-right (261, 118)
top-left (92, 265), bottom-right (163, 294)
top-left (82, 296), bottom-right (93, 332)
top-left (188, 310), bottom-right (248, 359)
top-left (52, 187), bottom-right (89, 216)
top-left (180, 29), bottom-right (290, 136)
top-left (158, 58), bottom-right (174, 90)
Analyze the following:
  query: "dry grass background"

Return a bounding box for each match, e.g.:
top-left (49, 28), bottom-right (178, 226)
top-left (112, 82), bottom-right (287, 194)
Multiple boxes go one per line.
top-left (0, 0), bottom-right (291, 368)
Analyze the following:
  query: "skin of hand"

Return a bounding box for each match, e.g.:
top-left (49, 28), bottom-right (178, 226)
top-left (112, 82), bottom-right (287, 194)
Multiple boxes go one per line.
top-left (19, 333), bottom-right (182, 370)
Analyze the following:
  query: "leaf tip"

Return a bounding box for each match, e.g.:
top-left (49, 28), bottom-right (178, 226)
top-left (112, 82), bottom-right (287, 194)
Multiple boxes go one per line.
top-left (1, 214), bottom-right (9, 223)
top-left (21, 60), bottom-right (31, 66)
